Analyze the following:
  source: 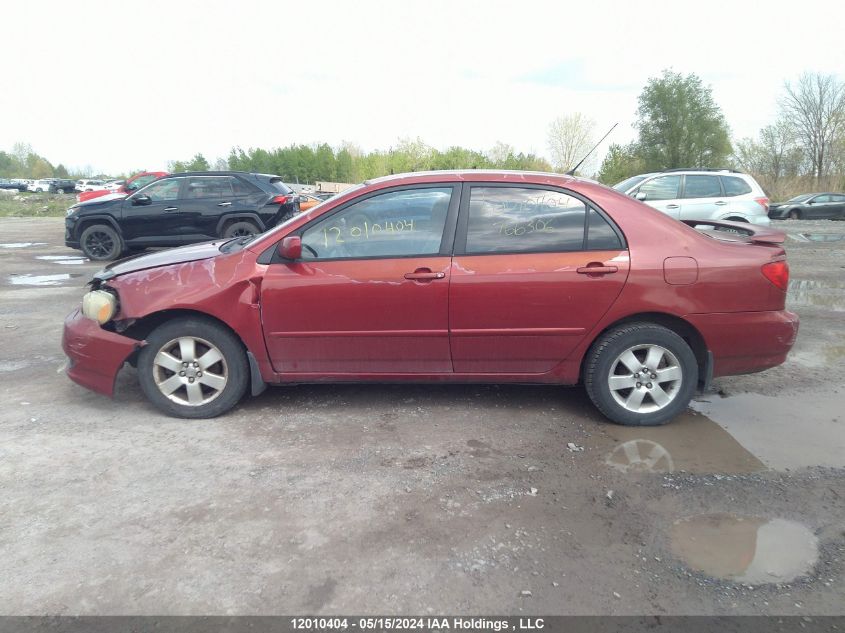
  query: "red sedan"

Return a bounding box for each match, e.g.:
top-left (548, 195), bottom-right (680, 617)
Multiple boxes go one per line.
top-left (62, 171), bottom-right (798, 426)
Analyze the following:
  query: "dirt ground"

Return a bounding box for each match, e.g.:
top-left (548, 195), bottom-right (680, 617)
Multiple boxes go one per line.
top-left (0, 217), bottom-right (843, 615)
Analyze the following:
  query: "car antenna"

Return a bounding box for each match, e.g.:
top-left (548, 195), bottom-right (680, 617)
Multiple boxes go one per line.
top-left (565, 122), bottom-right (618, 176)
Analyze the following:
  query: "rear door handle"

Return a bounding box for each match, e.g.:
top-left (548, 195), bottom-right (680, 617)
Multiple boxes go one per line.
top-left (164, 206), bottom-right (179, 212)
top-left (715, 200), bottom-right (727, 206)
top-left (577, 264), bottom-right (618, 275)
top-left (404, 269), bottom-right (446, 281)
top-left (666, 204), bottom-right (679, 209)
top-left (218, 201), bottom-right (232, 207)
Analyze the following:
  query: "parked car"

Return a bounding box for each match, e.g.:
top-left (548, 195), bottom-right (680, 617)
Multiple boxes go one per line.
top-left (613, 169), bottom-right (770, 226)
top-left (298, 193), bottom-right (323, 212)
top-left (105, 180), bottom-right (125, 191)
top-left (62, 170), bottom-right (797, 426)
top-left (28, 179), bottom-right (57, 192)
top-left (768, 193), bottom-right (845, 220)
top-left (77, 171), bottom-right (167, 203)
top-left (65, 171), bottom-right (300, 260)
top-left (0, 178), bottom-right (27, 191)
top-left (75, 179), bottom-right (107, 193)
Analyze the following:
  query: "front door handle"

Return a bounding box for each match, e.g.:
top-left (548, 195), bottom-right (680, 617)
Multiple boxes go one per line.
top-left (404, 268), bottom-right (446, 281)
top-left (666, 204), bottom-right (679, 209)
top-left (577, 264), bottom-right (618, 275)
top-left (164, 206), bottom-right (179, 212)
top-left (218, 201), bottom-right (232, 207)
top-left (715, 200), bottom-right (727, 206)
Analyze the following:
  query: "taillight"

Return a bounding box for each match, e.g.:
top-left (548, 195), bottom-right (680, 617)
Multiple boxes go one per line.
top-left (754, 196), bottom-right (769, 211)
top-left (271, 194), bottom-right (292, 205)
top-left (761, 260), bottom-right (789, 291)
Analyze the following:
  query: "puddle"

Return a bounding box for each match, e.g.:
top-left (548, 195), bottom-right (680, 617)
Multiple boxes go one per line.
top-left (0, 242), bottom-right (48, 249)
top-left (670, 514), bottom-right (818, 584)
top-left (690, 391), bottom-right (845, 470)
top-left (35, 255), bottom-right (89, 265)
top-left (7, 273), bottom-right (82, 286)
top-left (0, 360), bottom-right (30, 372)
top-left (787, 279), bottom-right (845, 312)
top-left (789, 232), bottom-right (845, 243)
top-left (601, 411), bottom-right (765, 474)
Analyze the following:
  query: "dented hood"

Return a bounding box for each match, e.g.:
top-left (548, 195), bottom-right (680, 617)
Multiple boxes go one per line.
top-left (95, 241), bottom-right (223, 280)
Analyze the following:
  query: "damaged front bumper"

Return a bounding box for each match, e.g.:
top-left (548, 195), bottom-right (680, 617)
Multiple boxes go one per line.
top-left (62, 308), bottom-right (142, 396)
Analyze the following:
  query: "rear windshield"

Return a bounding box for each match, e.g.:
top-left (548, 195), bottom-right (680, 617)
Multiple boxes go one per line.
top-left (267, 177), bottom-right (293, 194)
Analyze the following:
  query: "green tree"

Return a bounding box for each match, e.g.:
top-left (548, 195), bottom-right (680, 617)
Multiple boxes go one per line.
top-left (635, 70), bottom-right (732, 170)
top-left (596, 143), bottom-right (645, 185)
top-left (168, 153), bottom-right (210, 172)
top-left (54, 164), bottom-right (70, 178)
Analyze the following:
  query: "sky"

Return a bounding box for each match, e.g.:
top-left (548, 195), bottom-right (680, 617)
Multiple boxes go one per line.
top-left (1, 0), bottom-right (843, 176)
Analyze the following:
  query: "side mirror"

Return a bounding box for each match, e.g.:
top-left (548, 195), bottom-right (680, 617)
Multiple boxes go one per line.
top-left (132, 194), bottom-right (152, 206)
top-left (635, 191), bottom-right (647, 201)
top-left (278, 236), bottom-right (302, 260)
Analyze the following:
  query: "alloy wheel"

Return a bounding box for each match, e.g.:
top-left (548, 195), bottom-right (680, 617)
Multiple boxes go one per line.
top-left (152, 336), bottom-right (228, 406)
top-left (607, 344), bottom-right (683, 413)
top-left (83, 230), bottom-right (116, 258)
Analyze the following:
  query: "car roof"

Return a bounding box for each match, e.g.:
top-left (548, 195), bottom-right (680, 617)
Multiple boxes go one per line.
top-left (363, 169), bottom-right (593, 187)
top-left (167, 170), bottom-right (276, 178)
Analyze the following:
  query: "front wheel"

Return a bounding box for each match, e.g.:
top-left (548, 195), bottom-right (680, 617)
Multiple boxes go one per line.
top-left (137, 317), bottom-right (249, 418)
top-left (80, 224), bottom-right (123, 260)
top-left (584, 323), bottom-right (698, 426)
top-left (788, 209), bottom-right (801, 220)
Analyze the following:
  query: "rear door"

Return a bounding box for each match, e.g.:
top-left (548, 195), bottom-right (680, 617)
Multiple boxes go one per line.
top-left (635, 175), bottom-right (682, 219)
top-left (179, 175), bottom-right (255, 240)
top-left (678, 174), bottom-right (724, 220)
top-left (449, 184), bottom-right (629, 373)
top-left (807, 194), bottom-right (837, 219)
top-left (830, 194), bottom-right (845, 218)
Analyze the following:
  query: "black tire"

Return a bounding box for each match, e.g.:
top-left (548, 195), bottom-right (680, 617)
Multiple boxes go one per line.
top-left (56, 188), bottom-right (66, 194)
top-left (79, 224), bottom-right (123, 261)
top-left (137, 317), bottom-right (249, 419)
top-left (788, 209), bottom-right (801, 220)
top-left (584, 322), bottom-right (698, 426)
top-left (222, 221), bottom-right (260, 239)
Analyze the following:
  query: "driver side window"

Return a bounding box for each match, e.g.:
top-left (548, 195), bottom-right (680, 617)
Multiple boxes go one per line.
top-left (300, 187), bottom-right (453, 260)
top-left (138, 178), bottom-right (182, 202)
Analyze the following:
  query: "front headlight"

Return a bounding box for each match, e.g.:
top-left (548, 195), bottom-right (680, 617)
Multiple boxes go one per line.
top-left (82, 289), bottom-right (118, 324)
top-left (66, 206), bottom-right (78, 217)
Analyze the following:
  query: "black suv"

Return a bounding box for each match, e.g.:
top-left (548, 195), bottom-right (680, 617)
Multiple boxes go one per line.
top-left (65, 172), bottom-right (299, 260)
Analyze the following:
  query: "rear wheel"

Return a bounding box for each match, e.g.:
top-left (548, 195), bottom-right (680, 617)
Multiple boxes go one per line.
top-left (137, 317), bottom-right (249, 418)
top-left (80, 224), bottom-right (123, 261)
top-left (222, 220), bottom-right (260, 239)
top-left (584, 323), bottom-right (698, 426)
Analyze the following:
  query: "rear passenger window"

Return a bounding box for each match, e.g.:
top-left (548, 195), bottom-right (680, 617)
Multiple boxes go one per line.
top-left (464, 187), bottom-right (586, 254)
top-left (683, 175), bottom-right (722, 198)
top-left (231, 177), bottom-right (262, 196)
top-left (186, 176), bottom-right (234, 199)
top-left (721, 176), bottom-right (752, 197)
top-left (587, 209), bottom-right (623, 250)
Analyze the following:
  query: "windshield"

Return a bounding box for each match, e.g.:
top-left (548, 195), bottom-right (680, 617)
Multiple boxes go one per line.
top-left (787, 194), bottom-right (813, 203)
top-left (613, 176), bottom-right (647, 192)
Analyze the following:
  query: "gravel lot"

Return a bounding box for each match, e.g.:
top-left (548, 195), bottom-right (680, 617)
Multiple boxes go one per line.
top-left (0, 217), bottom-right (843, 615)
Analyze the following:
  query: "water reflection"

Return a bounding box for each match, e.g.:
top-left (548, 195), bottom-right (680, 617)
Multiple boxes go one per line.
top-left (671, 514), bottom-right (819, 584)
top-left (788, 279), bottom-right (845, 311)
top-left (600, 411), bottom-right (765, 474)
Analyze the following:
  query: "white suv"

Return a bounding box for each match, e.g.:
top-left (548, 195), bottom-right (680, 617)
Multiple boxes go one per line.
top-left (75, 179), bottom-right (107, 193)
top-left (613, 169), bottom-right (770, 226)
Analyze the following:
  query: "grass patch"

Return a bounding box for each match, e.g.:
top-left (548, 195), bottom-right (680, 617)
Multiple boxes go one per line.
top-left (0, 192), bottom-right (73, 218)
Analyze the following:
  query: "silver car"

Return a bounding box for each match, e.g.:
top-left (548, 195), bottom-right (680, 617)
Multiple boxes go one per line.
top-left (613, 169), bottom-right (771, 226)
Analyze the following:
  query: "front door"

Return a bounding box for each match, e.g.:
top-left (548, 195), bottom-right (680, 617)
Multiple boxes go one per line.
top-left (636, 175), bottom-right (682, 219)
top-left (260, 185), bottom-right (459, 374)
top-left (120, 177), bottom-right (186, 245)
top-left (449, 185), bottom-right (629, 373)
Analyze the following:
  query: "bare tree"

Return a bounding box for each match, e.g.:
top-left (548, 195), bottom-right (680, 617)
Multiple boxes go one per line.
top-left (780, 72), bottom-right (845, 182)
top-left (547, 113), bottom-right (595, 173)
